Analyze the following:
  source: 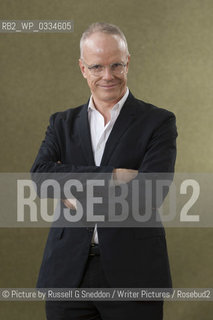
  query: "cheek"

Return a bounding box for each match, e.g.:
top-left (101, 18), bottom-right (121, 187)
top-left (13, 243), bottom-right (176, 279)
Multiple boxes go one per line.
top-left (89, 78), bottom-right (102, 90)
top-left (122, 73), bottom-right (128, 81)
top-left (117, 74), bottom-right (127, 82)
top-left (117, 76), bottom-right (127, 86)
top-left (90, 79), bottom-right (97, 89)
top-left (86, 77), bottom-right (95, 88)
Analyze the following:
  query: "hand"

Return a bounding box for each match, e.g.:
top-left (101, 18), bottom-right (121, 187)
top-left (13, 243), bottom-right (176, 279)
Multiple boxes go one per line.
top-left (62, 198), bottom-right (77, 210)
top-left (112, 168), bottom-right (138, 185)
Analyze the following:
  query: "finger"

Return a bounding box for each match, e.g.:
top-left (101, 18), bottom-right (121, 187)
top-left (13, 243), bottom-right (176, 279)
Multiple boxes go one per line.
top-left (62, 199), bottom-right (76, 210)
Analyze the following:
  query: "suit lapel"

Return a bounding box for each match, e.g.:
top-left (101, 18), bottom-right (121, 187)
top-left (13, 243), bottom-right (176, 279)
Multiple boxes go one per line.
top-left (76, 103), bottom-right (95, 165)
top-left (76, 92), bottom-right (138, 167)
top-left (100, 92), bottom-right (137, 166)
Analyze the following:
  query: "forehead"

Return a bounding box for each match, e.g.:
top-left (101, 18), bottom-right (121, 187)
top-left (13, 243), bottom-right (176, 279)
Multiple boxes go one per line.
top-left (82, 32), bottom-right (127, 63)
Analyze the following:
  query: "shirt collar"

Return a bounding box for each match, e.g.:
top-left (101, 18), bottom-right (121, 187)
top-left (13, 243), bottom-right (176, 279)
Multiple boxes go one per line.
top-left (88, 88), bottom-right (129, 113)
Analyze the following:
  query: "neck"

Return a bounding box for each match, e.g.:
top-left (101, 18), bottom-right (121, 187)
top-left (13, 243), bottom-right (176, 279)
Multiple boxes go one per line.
top-left (92, 98), bottom-right (117, 126)
top-left (92, 89), bottom-right (127, 124)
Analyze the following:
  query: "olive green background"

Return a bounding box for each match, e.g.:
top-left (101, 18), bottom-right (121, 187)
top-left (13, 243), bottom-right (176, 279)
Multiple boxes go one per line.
top-left (0, 0), bottom-right (212, 318)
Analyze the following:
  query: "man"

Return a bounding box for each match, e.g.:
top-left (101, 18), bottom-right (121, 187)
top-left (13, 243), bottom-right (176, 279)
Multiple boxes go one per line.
top-left (31, 22), bottom-right (177, 320)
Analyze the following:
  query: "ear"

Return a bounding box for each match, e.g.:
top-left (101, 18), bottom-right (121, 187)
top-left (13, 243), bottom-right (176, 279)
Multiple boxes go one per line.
top-left (79, 59), bottom-right (87, 79)
top-left (125, 55), bottom-right (131, 73)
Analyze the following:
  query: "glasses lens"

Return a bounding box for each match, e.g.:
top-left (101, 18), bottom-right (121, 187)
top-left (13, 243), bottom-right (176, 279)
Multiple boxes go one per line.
top-left (91, 65), bottom-right (103, 76)
top-left (111, 64), bottom-right (125, 74)
top-left (88, 63), bottom-right (126, 76)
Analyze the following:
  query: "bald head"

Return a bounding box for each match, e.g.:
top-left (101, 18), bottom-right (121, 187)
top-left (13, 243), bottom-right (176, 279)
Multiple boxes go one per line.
top-left (81, 32), bottom-right (128, 63)
top-left (80, 22), bottom-right (129, 59)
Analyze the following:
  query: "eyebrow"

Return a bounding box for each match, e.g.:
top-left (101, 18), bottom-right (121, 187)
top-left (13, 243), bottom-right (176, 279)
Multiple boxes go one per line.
top-left (88, 62), bottom-right (124, 67)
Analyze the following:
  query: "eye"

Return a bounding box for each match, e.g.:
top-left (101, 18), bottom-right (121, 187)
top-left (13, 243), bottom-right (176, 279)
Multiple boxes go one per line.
top-left (113, 63), bottom-right (121, 67)
top-left (111, 63), bottom-right (122, 70)
top-left (89, 65), bottom-right (103, 72)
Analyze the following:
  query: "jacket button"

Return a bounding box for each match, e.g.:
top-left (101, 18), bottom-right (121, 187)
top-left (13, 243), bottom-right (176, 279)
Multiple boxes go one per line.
top-left (86, 228), bottom-right (94, 232)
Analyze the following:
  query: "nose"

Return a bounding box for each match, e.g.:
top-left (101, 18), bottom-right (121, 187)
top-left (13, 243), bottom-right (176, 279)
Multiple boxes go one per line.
top-left (102, 66), bottom-right (114, 80)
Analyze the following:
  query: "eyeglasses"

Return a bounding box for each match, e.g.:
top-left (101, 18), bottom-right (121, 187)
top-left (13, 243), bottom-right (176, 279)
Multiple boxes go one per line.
top-left (82, 60), bottom-right (127, 77)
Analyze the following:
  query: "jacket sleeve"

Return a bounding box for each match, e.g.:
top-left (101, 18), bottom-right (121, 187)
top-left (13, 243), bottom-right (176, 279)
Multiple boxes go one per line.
top-left (139, 111), bottom-right (177, 173)
top-left (131, 111), bottom-right (178, 225)
top-left (30, 113), bottom-right (114, 199)
top-left (107, 111), bottom-right (178, 228)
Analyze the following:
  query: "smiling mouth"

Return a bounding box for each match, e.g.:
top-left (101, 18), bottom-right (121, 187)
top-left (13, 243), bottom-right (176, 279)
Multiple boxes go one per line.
top-left (99, 84), bottom-right (119, 89)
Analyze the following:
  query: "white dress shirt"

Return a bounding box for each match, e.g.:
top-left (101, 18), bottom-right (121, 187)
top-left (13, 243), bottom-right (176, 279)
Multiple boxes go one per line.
top-left (88, 88), bottom-right (129, 243)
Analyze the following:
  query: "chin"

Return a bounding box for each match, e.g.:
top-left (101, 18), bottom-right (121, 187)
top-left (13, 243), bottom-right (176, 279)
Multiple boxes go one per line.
top-left (102, 93), bottom-right (119, 102)
top-left (99, 89), bottom-right (123, 101)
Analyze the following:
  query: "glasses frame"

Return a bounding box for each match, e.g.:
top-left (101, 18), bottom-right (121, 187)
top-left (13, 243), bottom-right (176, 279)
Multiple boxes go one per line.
top-left (81, 59), bottom-right (128, 77)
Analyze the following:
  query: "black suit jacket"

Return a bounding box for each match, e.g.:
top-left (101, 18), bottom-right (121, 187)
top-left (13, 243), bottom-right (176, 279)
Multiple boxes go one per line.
top-left (31, 91), bottom-right (177, 288)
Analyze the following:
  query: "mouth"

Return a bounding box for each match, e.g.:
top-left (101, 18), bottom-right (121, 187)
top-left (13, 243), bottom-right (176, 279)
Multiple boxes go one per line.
top-left (98, 83), bottom-right (119, 89)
